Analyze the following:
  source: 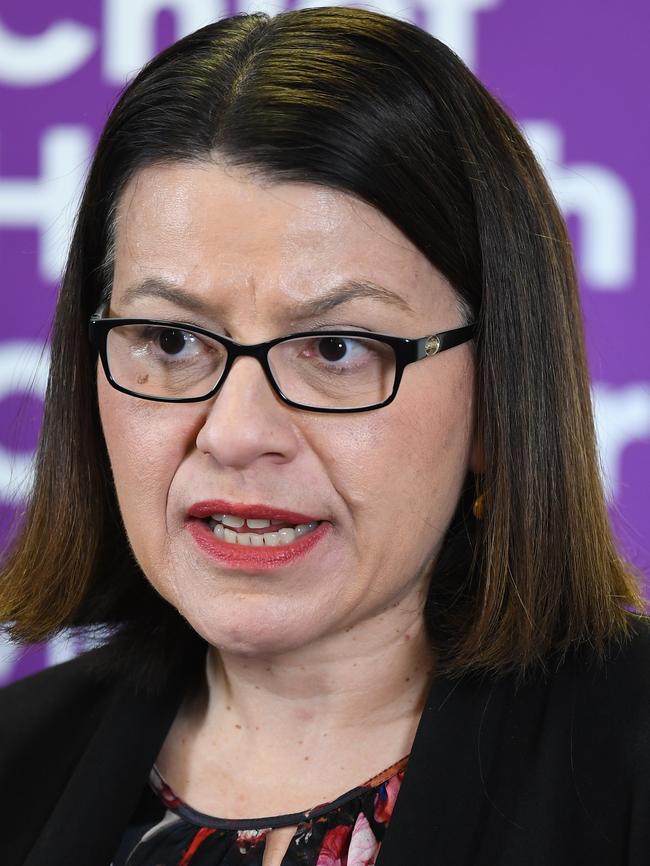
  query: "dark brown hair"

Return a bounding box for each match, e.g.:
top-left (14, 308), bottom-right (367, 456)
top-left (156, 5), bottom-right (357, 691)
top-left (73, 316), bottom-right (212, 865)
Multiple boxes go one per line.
top-left (1, 6), bottom-right (644, 693)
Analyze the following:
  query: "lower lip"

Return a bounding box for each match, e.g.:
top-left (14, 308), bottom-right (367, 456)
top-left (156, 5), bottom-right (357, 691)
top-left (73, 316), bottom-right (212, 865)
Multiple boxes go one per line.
top-left (186, 518), bottom-right (331, 571)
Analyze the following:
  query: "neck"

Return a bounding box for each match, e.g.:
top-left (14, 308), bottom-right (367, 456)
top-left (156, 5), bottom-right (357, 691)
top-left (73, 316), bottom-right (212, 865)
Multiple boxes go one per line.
top-left (189, 605), bottom-right (436, 763)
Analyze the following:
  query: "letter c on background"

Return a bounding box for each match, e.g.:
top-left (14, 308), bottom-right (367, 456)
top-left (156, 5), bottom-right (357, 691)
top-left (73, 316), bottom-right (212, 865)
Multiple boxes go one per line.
top-left (0, 17), bottom-right (96, 86)
top-left (0, 340), bottom-right (50, 505)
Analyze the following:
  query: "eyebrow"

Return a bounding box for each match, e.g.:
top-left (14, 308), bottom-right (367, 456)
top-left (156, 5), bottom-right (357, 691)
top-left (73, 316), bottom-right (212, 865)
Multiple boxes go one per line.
top-left (117, 277), bottom-right (415, 321)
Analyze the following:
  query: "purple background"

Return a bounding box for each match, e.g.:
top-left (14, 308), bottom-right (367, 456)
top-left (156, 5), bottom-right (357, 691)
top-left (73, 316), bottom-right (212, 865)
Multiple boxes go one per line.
top-left (1, 0), bottom-right (648, 685)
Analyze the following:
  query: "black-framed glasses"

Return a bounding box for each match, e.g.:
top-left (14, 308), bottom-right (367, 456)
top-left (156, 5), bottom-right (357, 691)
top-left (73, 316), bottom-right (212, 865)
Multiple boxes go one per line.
top-left (88, 305), bottom-right (476, 413)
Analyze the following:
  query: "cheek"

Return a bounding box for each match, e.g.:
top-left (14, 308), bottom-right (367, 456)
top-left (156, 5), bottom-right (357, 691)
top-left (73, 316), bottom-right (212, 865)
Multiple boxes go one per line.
top-left (317, 358), bottom-right (475, 526)
top-left (402, 364), bottom-right (475, 504)
top-left (97, 376), bottom-right (196, 537)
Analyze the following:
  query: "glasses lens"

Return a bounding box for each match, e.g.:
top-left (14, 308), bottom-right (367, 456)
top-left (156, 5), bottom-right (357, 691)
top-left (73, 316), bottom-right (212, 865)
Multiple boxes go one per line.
top-left (106, 324), bottom-right (227, 399)
top-left (268, 334), bottom-right (396, 409)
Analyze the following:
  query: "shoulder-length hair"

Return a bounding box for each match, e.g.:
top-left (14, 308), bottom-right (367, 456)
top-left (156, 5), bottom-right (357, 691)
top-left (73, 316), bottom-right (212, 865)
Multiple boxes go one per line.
top-left (1, 6), bottom-right (644, 694)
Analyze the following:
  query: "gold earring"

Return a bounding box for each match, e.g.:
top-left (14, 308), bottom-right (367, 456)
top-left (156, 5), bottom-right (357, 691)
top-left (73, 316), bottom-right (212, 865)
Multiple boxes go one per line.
top-left (472, 492), bottom-right (485, 520)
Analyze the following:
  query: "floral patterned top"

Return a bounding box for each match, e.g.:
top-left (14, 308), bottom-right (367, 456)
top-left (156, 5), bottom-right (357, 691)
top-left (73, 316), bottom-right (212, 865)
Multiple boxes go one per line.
top-left (111, 754), bottom-right (409, 866)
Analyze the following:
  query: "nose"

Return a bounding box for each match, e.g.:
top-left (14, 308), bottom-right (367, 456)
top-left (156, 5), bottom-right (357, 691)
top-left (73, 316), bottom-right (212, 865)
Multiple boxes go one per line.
top-left (195, 355), bottom-right (300, 469)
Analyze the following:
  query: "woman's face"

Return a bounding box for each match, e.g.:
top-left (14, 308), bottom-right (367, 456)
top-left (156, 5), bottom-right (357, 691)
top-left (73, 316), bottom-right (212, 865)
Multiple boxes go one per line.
top-left (97, 161), bottom-right (480, 656)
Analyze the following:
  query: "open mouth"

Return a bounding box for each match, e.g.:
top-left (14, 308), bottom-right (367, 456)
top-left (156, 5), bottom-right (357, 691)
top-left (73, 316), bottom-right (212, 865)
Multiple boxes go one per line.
top-left (205, 514), bottom-right (321, 548)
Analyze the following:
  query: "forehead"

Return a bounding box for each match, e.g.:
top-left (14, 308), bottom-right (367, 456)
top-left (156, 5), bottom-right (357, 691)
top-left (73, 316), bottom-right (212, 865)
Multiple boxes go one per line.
top-left (110, 161), bottom-right (457, 324)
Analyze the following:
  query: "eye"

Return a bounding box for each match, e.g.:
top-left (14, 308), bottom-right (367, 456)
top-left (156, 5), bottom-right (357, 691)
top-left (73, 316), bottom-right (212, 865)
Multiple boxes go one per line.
top-left (141, 326), bottom-right (204, 358)
top-left (157, 328), bottom-right (194, 356)
top-left (310, 336), bottom-right (372, 367)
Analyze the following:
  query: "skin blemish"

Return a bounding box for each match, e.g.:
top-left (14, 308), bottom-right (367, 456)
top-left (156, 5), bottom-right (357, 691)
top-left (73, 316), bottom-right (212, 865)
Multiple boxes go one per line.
top-left (295, 707), bottom-right (315, 722)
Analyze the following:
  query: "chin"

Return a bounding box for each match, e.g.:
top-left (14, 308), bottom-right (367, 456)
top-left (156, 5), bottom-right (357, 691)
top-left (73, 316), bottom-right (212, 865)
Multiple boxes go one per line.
top-left (182, 602), bottom-right (323, 658)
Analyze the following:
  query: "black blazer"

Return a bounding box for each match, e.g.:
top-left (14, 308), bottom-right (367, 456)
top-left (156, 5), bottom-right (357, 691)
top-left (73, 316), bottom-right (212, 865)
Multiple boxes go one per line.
top-left (2, 614), bottom-right (650, 866)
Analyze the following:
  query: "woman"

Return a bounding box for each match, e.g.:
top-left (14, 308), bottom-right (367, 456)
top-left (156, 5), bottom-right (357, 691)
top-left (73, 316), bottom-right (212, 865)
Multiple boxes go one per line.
top-left (0, 6), bottom-right (648, 866)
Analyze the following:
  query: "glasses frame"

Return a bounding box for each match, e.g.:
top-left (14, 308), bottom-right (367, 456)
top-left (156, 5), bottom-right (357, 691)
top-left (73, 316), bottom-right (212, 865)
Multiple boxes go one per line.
top-left (88, 305), bottom-right (476, 413)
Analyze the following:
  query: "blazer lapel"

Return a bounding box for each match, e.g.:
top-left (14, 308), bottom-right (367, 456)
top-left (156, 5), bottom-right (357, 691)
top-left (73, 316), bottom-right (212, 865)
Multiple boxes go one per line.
top-left (375, 668), bottom-right (552, 866)
top-left (24, 669), bottom-right (188, 866)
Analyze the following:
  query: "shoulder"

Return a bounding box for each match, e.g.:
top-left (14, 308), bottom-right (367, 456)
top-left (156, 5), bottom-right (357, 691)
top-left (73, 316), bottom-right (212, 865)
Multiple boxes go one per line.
top-left (573, 611), bottom-right (650, 693)
top-left (543, 613), bottom-right (650, 773)
top-left (0, 647), bottom-right (118, 771)
top-left (0, 643), bottom-right (187, 866)
top-left (539, 612), bottom-right (650, 716)
top-left (606, 610), bottom-right (650, 663)
top-left (0, 646), bottom-right (112, 712)
top-left (455, 612), bottom-right (650, 760)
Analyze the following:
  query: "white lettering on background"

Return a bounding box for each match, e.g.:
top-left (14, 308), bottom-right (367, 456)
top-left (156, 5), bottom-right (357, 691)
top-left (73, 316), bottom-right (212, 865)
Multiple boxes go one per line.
top-left (0, 627), bottom-right (114, 686)
top-left (524, 121), bottom-right (635, 290)
top-left (0, 632), bottom-right (20, 685)
top-left (0, 0), bottom-right (501, 86)
top-left (0, 17), bottom-right (96, 86)
top-left (0, 341), bottom-right (50, 505)
top-left (0, 125), bottom-right (93, 283)
top-left (104, 0), bottom-right (223, 83)
top-left (45, 629), bottom-right (85, 666)
top-left (416, 0), bottom-right (500, 69)
top-left (592, 383), bottom-right (650, 503)
top-left (288, 0), bottom-right (499, 70)
top-left (46, 626), bottom-right (114, 666)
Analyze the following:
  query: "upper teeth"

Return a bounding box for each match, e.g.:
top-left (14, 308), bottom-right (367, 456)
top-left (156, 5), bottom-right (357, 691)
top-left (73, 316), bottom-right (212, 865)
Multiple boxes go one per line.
top-left (209, 516), bottom-right (320, 547)
top-left (214, 514), bottom-right (275, 529)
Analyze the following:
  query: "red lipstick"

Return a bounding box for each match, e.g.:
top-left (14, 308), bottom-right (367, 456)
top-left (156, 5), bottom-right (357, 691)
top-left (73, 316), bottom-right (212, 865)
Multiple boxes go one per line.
top-left (186, 500), bottom-right (330, 571)
top-left (188, 500), bottom-right (323, 524)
